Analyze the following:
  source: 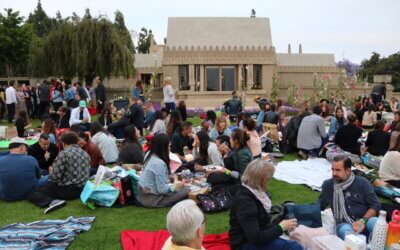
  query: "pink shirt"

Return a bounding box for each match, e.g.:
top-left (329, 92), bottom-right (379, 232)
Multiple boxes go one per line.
top-left (246, 130), bottom-right (261, 157)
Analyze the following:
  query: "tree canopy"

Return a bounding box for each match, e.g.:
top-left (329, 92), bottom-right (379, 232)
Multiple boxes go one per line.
top-left (0, 8), bottom-right (32, 77)
top-left (137, 27), bottom-right (153, 54)
top-left (359, 52), bottom-right (400, 91)
top-left (27, 0), bottom-right (53, 37)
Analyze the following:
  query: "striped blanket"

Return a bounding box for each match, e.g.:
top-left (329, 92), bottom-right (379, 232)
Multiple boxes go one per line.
top-left (0, 216), bottom-right (95, 249)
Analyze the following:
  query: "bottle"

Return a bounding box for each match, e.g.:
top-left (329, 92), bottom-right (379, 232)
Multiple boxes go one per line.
top-left (370, 210), bottom-right (388, 250)
top-left (386, 210), bottom-right (400, 249)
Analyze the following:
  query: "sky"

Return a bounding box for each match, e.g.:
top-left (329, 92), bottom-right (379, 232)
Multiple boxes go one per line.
top-left (1, 0), bottom-right (399, 64)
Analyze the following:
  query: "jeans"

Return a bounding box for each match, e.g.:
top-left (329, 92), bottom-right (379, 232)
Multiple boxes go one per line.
top-left (299, 135), bottom-right (329, 157)
top-left (165, 102), bottom-right (176, 112)
top-left (37, 176), bottom-right (49, 188)
top-left (336, 217), bottom-right (378, 240)
top-left (7, 103), bottom-right (15, 123)
top-left (242, 238), bottom-right (303, 250)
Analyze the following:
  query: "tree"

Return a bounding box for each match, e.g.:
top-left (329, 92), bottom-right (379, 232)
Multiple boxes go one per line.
top-left (137, 27), bottom-right (153, 54)
top-left (27, 0), bottom-right (53, 37)
top-left (29, 12), bottom-right (135, 80)
top-left (337, 59), bottom-right (358, 77)
top-left (0, 9), bottom-right (32, 78)
top-left (114, 10), bottom-right (135, 53)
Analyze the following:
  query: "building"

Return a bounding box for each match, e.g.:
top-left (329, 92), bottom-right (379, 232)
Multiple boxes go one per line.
top-left (134, 17), bottom-right (343, 107)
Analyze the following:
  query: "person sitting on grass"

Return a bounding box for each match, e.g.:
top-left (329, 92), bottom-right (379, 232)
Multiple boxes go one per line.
top-left (41, 118), bottom-right (57, 144)
top-left (28, 134), bottom-right (58, 176)
top-left (166, 110), bottom-right (182, 137)
top-left (118, 125), bottom-right (144, 165)
top-left (319, 155), bottom-right (380, 240)
top-left (90, 122), bottom-right (119, 164)
top-left (192, 130), bottom-right (224, 167)
top-left (107, 109), bottom-right (130, 139)
top-left (56, 106), bottom-right (70, 129)
top-left (150, 110), bottom-right (166, 135)
top-left (379, 134), bottom-right (400, 188)
top-left (15, 110), bottom-right (31, 137)
top-left (208, 117), bottom-right (231, 141)
top-left (361, 104), bottom-right (377, 129)
top-left (137, 133), bottom-right (190, 208)
top-left (0, 137), bottom-right (47, 201)
top-left (77, 131), bottom-right (105, 175)
top-left (170, 121), bottom-right (194, 162)
top-left (229, 159), bottom-right (302, 250)
top-left (28, 132), bottom-right (91, 214)
top-left (334, 113), bottom-right (362, 155)
top-left (69, 100), bottom-right (91, 131)
top-left (162, 199), bottom-right (206, 250)
top-left (390, 111), bottom-right (400, 132)
top-left (243, 118), bottom-right (261, 158)
top-left (205, 110), bottom-right (217, 130)
top-left (363, 120), bottom-right (390, 156)
top-left (328, 107), bottom-right (347, 138)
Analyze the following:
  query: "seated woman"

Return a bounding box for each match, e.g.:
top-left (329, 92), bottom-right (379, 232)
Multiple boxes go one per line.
top-left (328, 107), bottom-right (347, 138)
top-left (97, 101), bottom-right (114, 127)
top-left (362, 104), bottom-right (377, 129)
top-left (150, 110), bottom-right (166, 135)
top-left (56, 107), bottom-right (70, 129)
top-left (166, 110), bottom-right (182, 136)
top-left (118, 125), bottom-right (144, 165)
top-left (107, 109), bottom-right (130, 139)
top-left (209, 117), bottom-right (232, 141)
top-left (137, 133), bottom-right (190, 208)
top-left (15, 110), bottom-right (31, 137)
top-left (364, 120), bottom-right (390, 156)
top-left (379, 134), bottom-right (400, 188)
top-left (389, 123), bottom-right (400, 151)
top-left (207, 129), bottom-right (253, 193)
top-left (42, 119), bottom-right (56, 144)
top-left (77, 131), bottom-right (105, 173)
top-left (229, 159), bottom-right (302, 250)
top-left (205, 110), bottom-right (217, 130)
top-left (90, 122), bottom-right (119, 164)
top-left (243, 118), bottom-right (261, 158)
top-left (193, 130), bottom-right (224, 166)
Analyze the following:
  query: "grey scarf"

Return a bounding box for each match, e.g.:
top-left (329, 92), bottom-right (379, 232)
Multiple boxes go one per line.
top-left (333, 172), bottom-right (355, 224)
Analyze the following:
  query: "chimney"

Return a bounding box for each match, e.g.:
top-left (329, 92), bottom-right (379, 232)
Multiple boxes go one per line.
top-left (288, 44), bottom-right (291, 54)
top-left (299, 44), bottom-right (302, 54)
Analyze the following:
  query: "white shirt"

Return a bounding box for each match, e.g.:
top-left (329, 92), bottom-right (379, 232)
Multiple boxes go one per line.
top-left (91, 132), bottom-right (119, 163)
top-left (151, 119), bottom-right (166, 134)
top-left (69, 107), bottom-right (91, 126)
top-left (163, 85), bottom-right (175, 103)
top-left (5, 86), bottom-right (17, 104)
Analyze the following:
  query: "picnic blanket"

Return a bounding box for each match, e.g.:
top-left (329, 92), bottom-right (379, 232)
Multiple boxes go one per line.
top-left (274, 158), bottom-right (332, 191)
top-left (121, 230), bottom-right (230, 250)
top-left (0, 216), bottom-right (95, 250)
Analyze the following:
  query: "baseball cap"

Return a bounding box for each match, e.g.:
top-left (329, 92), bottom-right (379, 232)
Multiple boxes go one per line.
top-left (79, 100), bottom-right (87, 108)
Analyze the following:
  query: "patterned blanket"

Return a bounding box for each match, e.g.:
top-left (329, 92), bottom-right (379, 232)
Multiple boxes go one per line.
top-left (0, 216), bottom-right (95, 249)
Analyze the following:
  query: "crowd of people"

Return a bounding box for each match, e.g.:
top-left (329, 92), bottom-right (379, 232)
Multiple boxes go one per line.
top-left (0, 77), bottom-right (399, 249)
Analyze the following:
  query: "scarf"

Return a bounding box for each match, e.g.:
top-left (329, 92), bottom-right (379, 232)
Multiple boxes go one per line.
top-left (243, 184), bottom-right (271, 213)
top-left (333, 172), bottom-right (355, 224)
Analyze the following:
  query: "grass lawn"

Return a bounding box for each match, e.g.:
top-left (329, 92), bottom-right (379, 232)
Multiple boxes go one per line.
top-left (0, 115), bottom-right (321, 249)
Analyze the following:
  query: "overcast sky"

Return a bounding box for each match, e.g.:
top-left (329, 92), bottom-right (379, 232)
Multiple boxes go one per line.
top-left (2, 0), bottom-right (399, 64)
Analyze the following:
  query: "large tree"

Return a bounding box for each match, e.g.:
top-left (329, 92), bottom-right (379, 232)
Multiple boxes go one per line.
top-left (27, 0), bottom-right (53, 37)
top-left (0, 9), bottom-right (32, 78)
top-left (114, 10), bottom-right (135, 53)
top-left (29, 12), bottom-right (135, 81)
top-left (137, 27), bottom-right (153, 54)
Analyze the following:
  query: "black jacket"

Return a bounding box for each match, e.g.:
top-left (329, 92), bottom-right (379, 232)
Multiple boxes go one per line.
top-left (229, 186), bottom-right (283, 250)
top-left (127, 103), bottom-right (144, 129)
top-left (224, 97), bottom-right (242, 116)
top-left (95, 84), bottom-right (106, 102)
top-left (108, 117), bottom-right (130, 139)
top-left (365, 130), bottom-right (390, 156)
top-left (28, 142), bottom-right (58, 170)
top-left (335, 123), bottom-right (362, 155)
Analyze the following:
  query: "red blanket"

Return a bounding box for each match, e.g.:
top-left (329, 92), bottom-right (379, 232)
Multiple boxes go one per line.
top-left (121, 230), bottom-right (230, 250)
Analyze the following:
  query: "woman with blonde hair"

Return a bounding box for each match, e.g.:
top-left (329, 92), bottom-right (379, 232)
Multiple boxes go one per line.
top-left (163, 76), bottom-right (176, 112)
top-left (208, 116), bottom-right (231, 141)
top-left (229, 159), bottom-right (302, 250)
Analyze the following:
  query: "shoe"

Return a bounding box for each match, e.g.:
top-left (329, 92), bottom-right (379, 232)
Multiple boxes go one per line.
top-left (298, 150), bottom-right (307, 160)
top-left (44, 199), bottom-right (66, 214)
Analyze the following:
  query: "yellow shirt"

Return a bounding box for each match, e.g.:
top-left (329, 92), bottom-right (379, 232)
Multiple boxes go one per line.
top-left (161, 237), bottom-right (206, 250)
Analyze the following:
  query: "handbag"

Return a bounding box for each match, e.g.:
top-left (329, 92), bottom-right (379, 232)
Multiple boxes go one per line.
top-left (197, 192), bottom-right (232, 213)
top-left (80, 181), bottom-right (120, 207)
top-left (285, 202), bottom-right (322, 228)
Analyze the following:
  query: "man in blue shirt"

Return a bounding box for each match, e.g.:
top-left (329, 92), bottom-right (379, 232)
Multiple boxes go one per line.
top-left (319, 155), bottom-right (380, 239)
top-left (0, 137), bottom-right (46, 201)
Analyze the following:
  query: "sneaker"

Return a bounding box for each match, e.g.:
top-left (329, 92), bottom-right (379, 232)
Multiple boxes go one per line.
top-left (44, 199), bottom-right (66, 214)
top-left (298, 150), bottom-right (307, 160)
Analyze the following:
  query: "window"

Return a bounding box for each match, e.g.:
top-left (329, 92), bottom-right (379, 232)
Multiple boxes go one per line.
top-left (195, 65), bottom-right (200, 91)
top-left (253, 64), bottom-right (262, 89)
top-left (179, 65), bottom-right (189, 90)
top-left (206, 66), bottom-right (236, 91)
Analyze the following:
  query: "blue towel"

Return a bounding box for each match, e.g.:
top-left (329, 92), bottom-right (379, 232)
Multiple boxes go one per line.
top-left (0, 216), bottom-right (95, 249)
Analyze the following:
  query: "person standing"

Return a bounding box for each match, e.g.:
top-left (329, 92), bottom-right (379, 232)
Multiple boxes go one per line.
top-left (132, 79), bottom-right (145, 103)
top-left (371, 82), bottom-right (386, 105)
top-left (38, 81), bottom-right (51, 119)
top-left (319, 156), bottom-right (380, 240)
top-left (224, 91), bottom-right (243, 123)
top-left (163, 76), bottom-right (176, 112)
top-left (5, 81), bottom-right (17, 123)
top-left (15, 85), bottom-right (28, 119)
top-left (51, 84), bottom-right (64, 112)
top-left (24, 85), bottom-right (34, 119)
top-left (95, 77), bottom-right (106, 114)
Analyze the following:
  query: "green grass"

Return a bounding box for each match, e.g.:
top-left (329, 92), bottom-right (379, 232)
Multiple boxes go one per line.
top-left (0, 116), bottom-right (321, 249)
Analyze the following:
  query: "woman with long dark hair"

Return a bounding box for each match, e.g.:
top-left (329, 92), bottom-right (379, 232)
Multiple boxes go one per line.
top-left (137, 133), bottom-right (190, 207)
top-left (328, 107), bottom-right (347, 138)
top-left (166, 110), bottom-right (182, 136)
top-left (15, 110), bottom-right (31, 137)
top-left (150, 110), bottom-right (166, 135)
top-left (97, 101), bottom-right (113, 127)
top-left (41, 119), bottom-right (56, 144)
top-left (118, 125), bottom-right (144, 164)
top-left (193, 130), bottom-right (224, 166)
top-left (362, 104), bottom-right (377, 129)
top-left (90, 121), bottom-right (119, 163)
top-left (205, 110), bottom-right (217, 129)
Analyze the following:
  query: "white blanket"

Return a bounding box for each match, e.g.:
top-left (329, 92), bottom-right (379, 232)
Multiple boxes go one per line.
top-left (274, 158), bottom-right (332, 191)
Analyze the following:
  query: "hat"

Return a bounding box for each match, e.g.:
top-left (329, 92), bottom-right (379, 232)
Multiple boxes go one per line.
top-left (9, 137), bottom-right (28, 145)
top-left (79, 100), bottom-right (87, 108)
